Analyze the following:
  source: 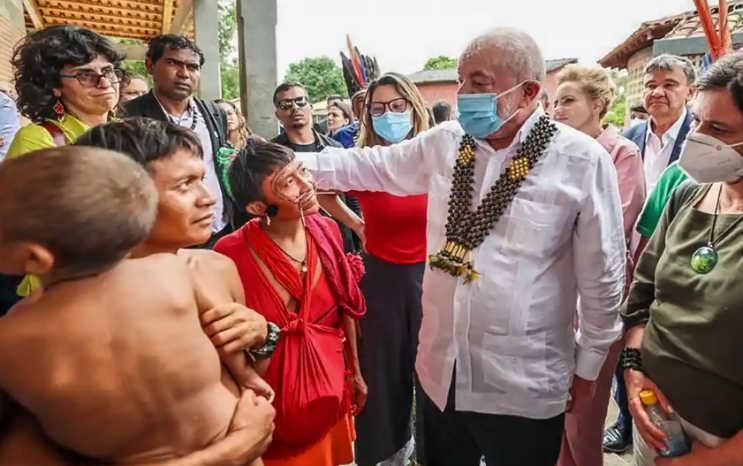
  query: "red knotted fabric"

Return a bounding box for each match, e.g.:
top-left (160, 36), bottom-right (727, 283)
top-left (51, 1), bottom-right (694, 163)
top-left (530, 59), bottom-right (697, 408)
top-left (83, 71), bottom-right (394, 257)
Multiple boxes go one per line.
top-left (238, 215), bottom-right (366, 459)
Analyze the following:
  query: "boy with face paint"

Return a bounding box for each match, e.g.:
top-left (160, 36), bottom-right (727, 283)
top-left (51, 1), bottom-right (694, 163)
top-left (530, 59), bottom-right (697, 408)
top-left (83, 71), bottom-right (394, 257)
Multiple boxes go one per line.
top-left (214, 142), bottom-right (367, 466)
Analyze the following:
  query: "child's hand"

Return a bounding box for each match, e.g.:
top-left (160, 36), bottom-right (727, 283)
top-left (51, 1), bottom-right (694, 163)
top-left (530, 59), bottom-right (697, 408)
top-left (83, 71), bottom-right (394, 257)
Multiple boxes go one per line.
top-left (242, 366), bottom-right (275, 403)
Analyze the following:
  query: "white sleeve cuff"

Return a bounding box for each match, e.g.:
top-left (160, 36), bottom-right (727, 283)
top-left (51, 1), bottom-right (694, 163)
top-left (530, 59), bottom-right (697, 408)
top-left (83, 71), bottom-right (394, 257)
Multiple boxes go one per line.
top-left (574, 346), bottom-right (608, 381)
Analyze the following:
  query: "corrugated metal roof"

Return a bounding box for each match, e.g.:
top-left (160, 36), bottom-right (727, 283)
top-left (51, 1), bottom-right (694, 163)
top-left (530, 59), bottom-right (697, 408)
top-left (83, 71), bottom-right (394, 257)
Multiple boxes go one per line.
top-left (408, 58), bottom-right (579, 85)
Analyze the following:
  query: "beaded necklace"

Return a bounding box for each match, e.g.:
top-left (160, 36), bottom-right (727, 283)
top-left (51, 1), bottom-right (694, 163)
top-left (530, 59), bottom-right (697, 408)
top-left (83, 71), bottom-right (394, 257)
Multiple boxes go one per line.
top-left (428, 115), bottom-right (558, 282)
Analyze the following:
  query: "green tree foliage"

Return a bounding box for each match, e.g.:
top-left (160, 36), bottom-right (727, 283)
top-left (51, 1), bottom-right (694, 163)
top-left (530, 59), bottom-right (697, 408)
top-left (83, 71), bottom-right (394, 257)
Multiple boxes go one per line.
top-left (217, 0), bottom-right (239, 99)
top-left (603, 69), bottom-right (628, 127)
top-left (283, 57), bottom-right (346, 103)
top-left (423, 56), bottom-right (458, 71)
top-left (218, 0), bottom-right (237, 58)
top-left (220, 60), bottom-right (240, 100)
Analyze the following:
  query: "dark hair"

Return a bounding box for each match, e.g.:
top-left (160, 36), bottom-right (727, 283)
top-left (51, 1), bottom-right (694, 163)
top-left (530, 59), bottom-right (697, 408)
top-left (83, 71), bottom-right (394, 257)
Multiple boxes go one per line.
top-left (327, 94), bottom-right (342, 103)
top-left (328, 101), bottom-right (352, 122)
top-left (146, 34), bottom-right (205, 67)
top-left (696, 52), bottom-right (743, 116)
top-left (644, 54), bottom-right (696, 85)
top-left (273, 82), bottom-right (306, 106)
top-left (12, 25), bottom-right (125, 123)
top-left (0, 146), bottom-right (156, 275)
top-left (74, 118), bottom-right (203, 171)
top-left (629, 101), bottom-right (647, 113)
top-left (228, 141), bottom-right (295, 208)
top-left (432, 101), bottom-right (453, 124)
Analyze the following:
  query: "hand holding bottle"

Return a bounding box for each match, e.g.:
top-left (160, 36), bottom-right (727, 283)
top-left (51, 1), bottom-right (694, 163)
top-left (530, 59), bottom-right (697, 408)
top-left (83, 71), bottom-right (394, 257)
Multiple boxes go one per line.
top-left (625, 368), bottom-right (673, 451)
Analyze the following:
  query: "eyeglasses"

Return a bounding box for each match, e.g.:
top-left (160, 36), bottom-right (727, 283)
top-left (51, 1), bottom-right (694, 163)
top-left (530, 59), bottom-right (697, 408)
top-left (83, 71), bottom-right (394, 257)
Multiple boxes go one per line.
top-left (59, 69), bottom-right (123, 88)
top-left (368, 98), bottom-right (410, 117)
top-left (277, 96), bottom-right (309, 111)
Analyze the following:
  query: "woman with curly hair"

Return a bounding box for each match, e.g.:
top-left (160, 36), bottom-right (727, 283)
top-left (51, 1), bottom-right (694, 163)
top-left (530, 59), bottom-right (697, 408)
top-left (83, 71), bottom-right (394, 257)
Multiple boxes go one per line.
top-left (7, 25), bottom-right (124, 299)
top-left (6, 25), bottom-right (123, 157)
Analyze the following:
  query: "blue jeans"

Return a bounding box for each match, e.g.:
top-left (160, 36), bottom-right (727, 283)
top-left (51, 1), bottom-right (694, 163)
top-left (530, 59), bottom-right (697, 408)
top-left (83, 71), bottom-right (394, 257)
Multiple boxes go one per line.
top-left (613, 364), bottom-right (632, 432)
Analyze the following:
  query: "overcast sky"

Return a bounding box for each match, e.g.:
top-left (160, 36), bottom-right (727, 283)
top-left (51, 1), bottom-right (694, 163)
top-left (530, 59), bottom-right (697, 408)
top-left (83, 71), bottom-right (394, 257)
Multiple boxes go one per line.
top-left (274, 0), bottom-right (711, 78)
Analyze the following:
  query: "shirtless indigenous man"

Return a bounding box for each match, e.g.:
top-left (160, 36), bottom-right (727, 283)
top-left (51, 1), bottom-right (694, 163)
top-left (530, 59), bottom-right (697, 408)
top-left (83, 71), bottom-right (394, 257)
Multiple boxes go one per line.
top-left (0, 144), bottom-right (270, 465)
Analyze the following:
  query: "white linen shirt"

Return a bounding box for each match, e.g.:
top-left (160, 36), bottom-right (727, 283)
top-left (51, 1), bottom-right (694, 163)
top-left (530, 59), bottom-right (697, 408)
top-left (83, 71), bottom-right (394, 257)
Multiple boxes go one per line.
top-left (300, 108), bottom-right (625, 419)
top-left (644, 108), bottom-right (687, 192)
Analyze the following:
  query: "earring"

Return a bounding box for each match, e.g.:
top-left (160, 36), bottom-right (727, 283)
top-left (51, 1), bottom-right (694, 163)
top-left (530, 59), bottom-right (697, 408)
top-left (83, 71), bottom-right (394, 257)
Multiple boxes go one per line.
top-left (53, 97), bottom-right (64, 120)
top-left (265, 215), bottom-right (271, 226)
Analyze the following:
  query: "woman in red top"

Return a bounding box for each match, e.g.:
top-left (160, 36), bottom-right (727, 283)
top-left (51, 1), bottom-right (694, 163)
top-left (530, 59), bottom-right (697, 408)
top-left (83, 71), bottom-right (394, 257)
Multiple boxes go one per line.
top-left (322, 72), bottom-right (432, 466)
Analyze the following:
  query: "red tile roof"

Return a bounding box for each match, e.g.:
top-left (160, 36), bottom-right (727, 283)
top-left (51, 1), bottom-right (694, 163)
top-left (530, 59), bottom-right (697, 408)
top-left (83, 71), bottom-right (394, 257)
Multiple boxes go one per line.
top-left (599, 1), bottom-right (743, 69)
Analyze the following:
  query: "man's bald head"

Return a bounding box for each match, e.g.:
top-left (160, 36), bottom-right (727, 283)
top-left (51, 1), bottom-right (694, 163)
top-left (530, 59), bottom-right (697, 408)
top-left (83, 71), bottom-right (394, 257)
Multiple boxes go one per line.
top-left (460, 28), bottom-right (545, 85)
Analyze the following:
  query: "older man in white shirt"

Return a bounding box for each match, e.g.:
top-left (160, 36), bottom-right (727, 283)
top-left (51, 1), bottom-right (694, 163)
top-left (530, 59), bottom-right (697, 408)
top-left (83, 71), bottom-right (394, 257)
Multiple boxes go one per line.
top-left (300, 28), bottom-right (625, 466)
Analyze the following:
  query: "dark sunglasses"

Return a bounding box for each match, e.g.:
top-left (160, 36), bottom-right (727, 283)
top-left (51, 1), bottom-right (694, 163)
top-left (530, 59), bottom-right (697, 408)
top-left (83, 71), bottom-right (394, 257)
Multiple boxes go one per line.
top-left (277, 96), bottom-right (309, 111)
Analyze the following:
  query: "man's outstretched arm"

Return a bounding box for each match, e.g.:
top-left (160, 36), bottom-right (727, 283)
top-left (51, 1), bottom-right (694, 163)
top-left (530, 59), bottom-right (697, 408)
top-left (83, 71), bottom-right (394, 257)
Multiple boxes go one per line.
top-left (299, 126), bottom-right (446, 196)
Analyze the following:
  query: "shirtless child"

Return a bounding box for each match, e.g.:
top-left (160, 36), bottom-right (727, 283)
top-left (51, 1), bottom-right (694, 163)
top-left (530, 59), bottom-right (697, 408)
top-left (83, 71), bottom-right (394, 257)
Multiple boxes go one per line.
top-left (0, 146), bottom-right (269, 465)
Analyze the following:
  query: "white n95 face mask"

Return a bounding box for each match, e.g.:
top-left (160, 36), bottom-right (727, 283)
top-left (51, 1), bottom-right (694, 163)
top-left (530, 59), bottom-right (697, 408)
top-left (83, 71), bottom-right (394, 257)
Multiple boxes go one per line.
top-left (679, 132), bottom-right (743, 184)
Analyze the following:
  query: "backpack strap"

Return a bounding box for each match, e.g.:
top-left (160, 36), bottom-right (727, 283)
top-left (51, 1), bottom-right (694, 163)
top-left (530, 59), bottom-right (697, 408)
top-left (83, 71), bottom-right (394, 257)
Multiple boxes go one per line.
top-left (667, 179), bottom-right (699, 222)
top-left (40, 122), bottom-right (67, 147)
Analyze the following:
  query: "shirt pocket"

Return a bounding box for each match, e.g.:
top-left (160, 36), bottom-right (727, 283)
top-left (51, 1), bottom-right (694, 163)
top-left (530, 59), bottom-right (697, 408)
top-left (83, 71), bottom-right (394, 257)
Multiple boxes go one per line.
top-left (503, 198), bottom-right (573, 259)
top-left (481, 331), bottom-right (548, 395)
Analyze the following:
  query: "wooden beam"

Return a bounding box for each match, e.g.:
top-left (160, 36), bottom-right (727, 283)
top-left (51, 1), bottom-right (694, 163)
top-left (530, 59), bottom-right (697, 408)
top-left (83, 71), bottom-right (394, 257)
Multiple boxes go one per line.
top-left (169, 0), bottom-right (194, 34)
top-left (22, 0), bottom-right (43, 29)
top-left (118, 43), bottom-right (148, 61)
top-left (161, 0), bottom-right (174, 33)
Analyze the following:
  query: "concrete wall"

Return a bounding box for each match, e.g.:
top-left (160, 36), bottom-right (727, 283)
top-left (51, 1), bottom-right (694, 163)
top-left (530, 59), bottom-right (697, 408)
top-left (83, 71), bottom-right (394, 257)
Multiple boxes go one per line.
top-left (237, 0), bottom-right (278, 138)
top-left (0, 0), bottom-right (25, 84)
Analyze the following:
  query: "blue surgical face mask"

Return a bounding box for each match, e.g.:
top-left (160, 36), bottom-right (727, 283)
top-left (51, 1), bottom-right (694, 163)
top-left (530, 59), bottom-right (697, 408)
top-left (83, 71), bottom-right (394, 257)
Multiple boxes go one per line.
top-left (372, 111), bottom-right (413, 144)
top-left (456, 83), bottom-right (523, 138)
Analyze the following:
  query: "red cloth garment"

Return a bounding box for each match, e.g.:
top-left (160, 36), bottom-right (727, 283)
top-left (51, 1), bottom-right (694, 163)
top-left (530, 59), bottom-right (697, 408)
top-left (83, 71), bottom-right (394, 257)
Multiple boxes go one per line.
top-left (214, 215), bottom-right (365, 459)
top-left (348, 191), bottom-right (428, 264)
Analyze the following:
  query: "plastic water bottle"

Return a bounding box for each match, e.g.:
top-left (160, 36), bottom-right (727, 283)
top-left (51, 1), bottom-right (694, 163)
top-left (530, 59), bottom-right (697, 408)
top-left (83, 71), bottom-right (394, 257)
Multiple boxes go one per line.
top-left (639, 389), bottom-right (690, 457)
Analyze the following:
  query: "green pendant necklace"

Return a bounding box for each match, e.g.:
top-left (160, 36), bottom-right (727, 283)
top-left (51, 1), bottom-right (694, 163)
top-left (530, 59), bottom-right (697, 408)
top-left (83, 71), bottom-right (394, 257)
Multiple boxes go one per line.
top-left (691, 186), bottom-right (743, 274)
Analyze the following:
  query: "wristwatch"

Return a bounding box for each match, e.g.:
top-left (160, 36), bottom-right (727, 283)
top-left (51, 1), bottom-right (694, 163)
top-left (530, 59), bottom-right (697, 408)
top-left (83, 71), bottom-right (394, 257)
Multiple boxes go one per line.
top-left (249, 322), bottom-right (281, 360)
top-left (619, 347), bottom-right (642, 372)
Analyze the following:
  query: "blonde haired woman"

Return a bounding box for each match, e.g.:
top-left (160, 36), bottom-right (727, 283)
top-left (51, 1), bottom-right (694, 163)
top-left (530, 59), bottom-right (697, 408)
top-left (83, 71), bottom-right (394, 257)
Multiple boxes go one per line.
top-left (321, 72), bottom-right (431, 466)
top-left (553, 64), bottom-right (646, 466)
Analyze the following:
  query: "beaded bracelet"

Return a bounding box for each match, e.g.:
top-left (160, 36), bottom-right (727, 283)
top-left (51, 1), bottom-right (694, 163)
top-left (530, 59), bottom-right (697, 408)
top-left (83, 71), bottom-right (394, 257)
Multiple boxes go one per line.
top-left (619, 347), bottom-right (643, 372)
top-left (249, 322), bottom-right (281, 360)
